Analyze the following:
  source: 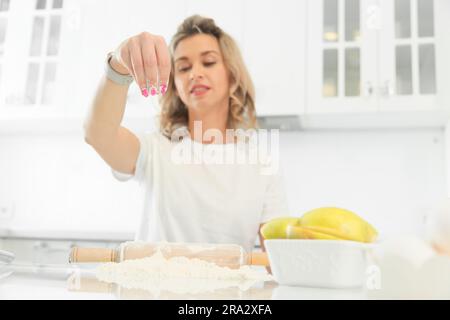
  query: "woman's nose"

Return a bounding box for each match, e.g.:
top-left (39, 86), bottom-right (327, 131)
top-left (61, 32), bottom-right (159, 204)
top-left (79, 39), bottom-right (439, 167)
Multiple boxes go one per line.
top-left (189, 64), bottom-right (204, 80)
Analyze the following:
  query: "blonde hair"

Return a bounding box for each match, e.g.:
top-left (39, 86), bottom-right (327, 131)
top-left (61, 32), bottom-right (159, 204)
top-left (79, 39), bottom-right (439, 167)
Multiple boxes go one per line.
top-left (158, 15), bottom-right (258, 139)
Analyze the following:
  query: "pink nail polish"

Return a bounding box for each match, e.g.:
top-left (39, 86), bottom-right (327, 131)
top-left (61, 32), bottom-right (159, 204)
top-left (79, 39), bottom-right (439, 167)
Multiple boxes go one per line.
top-left (160, 84), bottom-right (167, 95)
top-left (150, 86), bottom-right (157, 96)
top-left (141, 88), bottom-right (149, 97)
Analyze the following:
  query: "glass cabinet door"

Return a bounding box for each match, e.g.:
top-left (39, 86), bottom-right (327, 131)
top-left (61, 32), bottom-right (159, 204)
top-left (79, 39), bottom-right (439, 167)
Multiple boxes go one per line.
top-left (0, 0), bottom-right (11, 99)
top-left (307, 0), bottom-right (379, 113)
top-left (0, 0), bottom-right (65, 110)
top-left (379, 0), bottom-right (438, 110)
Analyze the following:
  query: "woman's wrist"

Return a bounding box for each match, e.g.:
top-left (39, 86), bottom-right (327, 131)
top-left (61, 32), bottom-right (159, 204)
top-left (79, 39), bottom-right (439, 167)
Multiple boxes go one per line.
top-left (108, 54), bottom-right (130, 75)
top-left (105, 52), bottom-right (134, 86)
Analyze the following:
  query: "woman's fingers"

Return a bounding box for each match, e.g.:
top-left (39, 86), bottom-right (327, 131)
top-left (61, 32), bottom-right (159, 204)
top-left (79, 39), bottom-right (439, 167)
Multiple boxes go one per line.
top-left (153, 35), bottom-right (172, 95)
top-left (113, 32), bottom-right (170, 97)
top-left (140, 33), bottom-right (160, 96)
top-left (128, 37), bottom-right (148, 97)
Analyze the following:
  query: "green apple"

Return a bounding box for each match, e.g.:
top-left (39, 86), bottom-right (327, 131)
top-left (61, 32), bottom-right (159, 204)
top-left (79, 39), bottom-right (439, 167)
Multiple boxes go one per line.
top-left (261, 217), bottom-right (300, 239)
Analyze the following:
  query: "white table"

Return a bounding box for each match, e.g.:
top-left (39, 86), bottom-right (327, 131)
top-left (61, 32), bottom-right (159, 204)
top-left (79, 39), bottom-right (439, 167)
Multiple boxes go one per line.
top-left (0, 263), bottom-right (370, 300)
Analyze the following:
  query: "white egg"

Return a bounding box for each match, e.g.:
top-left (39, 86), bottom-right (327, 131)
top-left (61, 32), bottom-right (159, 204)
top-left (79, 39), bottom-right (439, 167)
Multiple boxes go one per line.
top-left (373, 235), bottom-right (436, 268)
top-left (425, 198), bottom-right (450, 255)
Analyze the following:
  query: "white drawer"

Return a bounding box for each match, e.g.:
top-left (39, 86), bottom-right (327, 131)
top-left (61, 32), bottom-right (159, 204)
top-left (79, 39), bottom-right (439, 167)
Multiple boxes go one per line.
top-left (0, 238), bottom-right (123, 265)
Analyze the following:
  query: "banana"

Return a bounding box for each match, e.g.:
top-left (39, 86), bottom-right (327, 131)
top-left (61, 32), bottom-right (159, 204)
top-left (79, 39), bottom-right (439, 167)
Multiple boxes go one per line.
top-left (261, 207), bottom-right (378, 243)
top-left (286, 225), bottom-right (343, 240)
top-left (299, 207), bottom-right (378, 243)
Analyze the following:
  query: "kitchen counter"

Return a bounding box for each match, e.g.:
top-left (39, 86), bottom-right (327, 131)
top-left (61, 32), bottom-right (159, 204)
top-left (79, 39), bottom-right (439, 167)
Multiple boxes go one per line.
top-left (0, 228), bottom-right (134, 242)
top-left (0, 263), bottom-right (370, 300)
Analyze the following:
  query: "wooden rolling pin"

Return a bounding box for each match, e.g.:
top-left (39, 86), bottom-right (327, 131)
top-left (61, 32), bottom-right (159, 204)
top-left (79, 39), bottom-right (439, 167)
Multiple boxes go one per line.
top-left (69, 241), bottom-right (269, 269)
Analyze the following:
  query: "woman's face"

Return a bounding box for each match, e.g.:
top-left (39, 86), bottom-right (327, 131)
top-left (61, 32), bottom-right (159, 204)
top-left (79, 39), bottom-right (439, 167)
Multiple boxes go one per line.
top-left (173, 34), bottom-right (230, 115)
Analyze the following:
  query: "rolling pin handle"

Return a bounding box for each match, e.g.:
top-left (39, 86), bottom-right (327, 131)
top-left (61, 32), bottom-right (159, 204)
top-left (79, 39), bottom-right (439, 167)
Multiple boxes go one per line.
top-left (69, 247), bottom-right (117, 263)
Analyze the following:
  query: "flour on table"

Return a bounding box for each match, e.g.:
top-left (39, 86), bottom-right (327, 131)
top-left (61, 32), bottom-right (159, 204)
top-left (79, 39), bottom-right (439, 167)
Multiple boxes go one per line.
top-left (95, 249), bottom-right (273, 296)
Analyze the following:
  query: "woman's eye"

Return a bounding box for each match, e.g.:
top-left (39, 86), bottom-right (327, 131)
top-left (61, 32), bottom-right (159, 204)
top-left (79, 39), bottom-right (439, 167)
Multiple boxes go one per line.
top-left (178, 62), bottom-right (216, 72)
top-left (179, 67), bottom-right (190, 72)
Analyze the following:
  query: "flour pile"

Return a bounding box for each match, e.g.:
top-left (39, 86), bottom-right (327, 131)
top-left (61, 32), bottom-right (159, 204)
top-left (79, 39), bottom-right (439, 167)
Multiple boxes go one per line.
top-left (95, 250), bottom-right (273, 296)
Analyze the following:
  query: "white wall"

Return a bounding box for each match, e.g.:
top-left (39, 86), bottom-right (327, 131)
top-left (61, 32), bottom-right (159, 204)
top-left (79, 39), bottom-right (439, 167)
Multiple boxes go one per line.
top-left (0, 127), bottom-right (446, 240)
top-left (0, 133), bottom-right (143, 233)
top-left (279, 128), bottom-right (446, 239)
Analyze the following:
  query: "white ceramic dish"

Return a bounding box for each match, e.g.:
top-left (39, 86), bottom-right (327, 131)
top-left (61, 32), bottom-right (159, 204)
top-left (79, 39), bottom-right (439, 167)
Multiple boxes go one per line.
top-left (265, 239), bottom-right (376, 289)
top-left (0, 249), bottom-right (14, 264)
top-left (0, 266), bottom-right (13, 281)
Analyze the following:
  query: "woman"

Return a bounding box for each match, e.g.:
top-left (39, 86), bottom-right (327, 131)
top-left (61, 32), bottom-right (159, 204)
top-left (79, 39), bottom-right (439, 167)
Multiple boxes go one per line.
top-left (84, 15), bottom-right (289, 254)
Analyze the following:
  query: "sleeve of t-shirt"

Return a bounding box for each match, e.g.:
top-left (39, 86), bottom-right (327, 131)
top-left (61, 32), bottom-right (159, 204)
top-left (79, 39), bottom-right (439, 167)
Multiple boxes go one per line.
top-left (111, 132), bottom-right (151, 184)
top-left (260, 169), bottom-right (290, 223)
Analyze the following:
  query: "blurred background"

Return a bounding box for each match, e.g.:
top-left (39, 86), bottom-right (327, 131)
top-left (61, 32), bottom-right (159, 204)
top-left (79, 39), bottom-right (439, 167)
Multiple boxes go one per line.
top-left (0, 0), bottom-right (449, 264)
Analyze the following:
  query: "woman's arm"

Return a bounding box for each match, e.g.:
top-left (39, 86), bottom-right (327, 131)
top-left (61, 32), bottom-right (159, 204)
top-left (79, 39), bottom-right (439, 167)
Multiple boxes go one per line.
top-left (83, 32), bottom-right (171, 174)
top-left (84, 73), bottom-right (139, 174)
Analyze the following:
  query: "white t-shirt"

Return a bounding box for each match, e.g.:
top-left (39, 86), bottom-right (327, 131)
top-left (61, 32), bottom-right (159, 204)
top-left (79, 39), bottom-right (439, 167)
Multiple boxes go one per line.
top-left (112, 128), bottom-right (289, 252)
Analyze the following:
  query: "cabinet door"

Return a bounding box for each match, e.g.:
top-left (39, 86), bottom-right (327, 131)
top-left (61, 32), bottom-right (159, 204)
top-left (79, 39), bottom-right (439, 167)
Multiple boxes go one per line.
top-left (63, 0), bottom-right (187, 119)
top-left (242, 0), bottom-right (306, 117)
top-left (0, 0), bottom-right (186, 123)
top-left (378, 0), bottom-right (439, 111)
top-left (307, 0), bottom-right (379, 114)
top-left (0, 0), bottom-right (14, 107)
top-left (0, 0), bottom-right (64, 114)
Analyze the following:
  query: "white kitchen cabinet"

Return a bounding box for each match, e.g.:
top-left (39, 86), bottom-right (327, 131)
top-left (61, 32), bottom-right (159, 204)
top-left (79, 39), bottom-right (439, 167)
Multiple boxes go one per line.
top-left (61, 0), bottom-right (187, 120)
top-left (0, 0), bottom-right (66, 117)
top-left (378, 0), bottom-right (447, 111)
top-left (2, 0), bottom-right (449, 133)
top-left (306, 0), bottom-right (450, 126)
top-left (242, 0), bottom-right (306, 117)
top-left (180, 0), bottom-right (307, 118)
top-left (186, 0), bottom-right (307, 118)
top-left (307, 0), bottom-right (379, 114)
top-left (0, 0), bottom-right (186, 133)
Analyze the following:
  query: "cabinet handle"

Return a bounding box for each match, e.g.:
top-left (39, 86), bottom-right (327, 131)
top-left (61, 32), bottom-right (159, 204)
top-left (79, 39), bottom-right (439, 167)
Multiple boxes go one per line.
top-left (32, 241), bottom-right (48, 250)
top-left (33, 241), bottom-right (70, 252)
top-left (380, 80), bottom-right (395, 97)
top-left (364, 82), bottom-right (374, 97)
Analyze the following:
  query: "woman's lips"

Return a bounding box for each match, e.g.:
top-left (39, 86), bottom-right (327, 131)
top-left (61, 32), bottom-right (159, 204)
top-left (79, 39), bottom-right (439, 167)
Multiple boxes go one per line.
top-left (191, 88), bottom-right (210, 97)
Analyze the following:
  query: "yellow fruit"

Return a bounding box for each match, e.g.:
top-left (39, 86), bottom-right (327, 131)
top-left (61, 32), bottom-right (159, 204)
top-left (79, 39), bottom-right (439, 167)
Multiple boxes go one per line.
top-left (261, 217), bottom-right (300, 239)
top-left (299, 207), bottom-right (378, 243)
top-left (286, 225), bottom-right (343, 240)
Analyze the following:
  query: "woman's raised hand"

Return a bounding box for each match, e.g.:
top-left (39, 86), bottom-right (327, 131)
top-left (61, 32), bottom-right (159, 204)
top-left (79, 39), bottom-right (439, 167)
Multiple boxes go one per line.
top-left (109, 32), bottom-right (171, 97)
